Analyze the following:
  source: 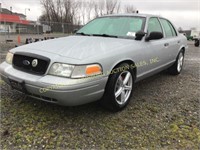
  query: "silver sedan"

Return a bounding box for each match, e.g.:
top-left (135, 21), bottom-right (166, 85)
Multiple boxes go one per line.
top-left (0, 14), bottom-right (188, 111)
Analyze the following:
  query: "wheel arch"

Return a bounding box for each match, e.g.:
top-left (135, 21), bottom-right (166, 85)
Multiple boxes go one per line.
top-left (109, 59), bottom-right (137, 80)
top-left (179, 46), bottom-right (186, 55)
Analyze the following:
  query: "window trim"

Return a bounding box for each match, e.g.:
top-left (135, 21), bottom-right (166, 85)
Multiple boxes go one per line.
top-left (168, 21), bottom-right (178, 36)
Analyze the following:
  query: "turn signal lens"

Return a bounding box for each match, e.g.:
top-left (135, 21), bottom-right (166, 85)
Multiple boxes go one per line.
top-left (86, 65), bottom-right (102, 76)
top-left (71, 64), bottom-right (102, 78)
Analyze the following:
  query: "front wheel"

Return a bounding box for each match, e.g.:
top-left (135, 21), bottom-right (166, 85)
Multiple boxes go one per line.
top-left (100, 63), bottom-right (134, 112)
top-left (168, 51), bottom-right (184, 75)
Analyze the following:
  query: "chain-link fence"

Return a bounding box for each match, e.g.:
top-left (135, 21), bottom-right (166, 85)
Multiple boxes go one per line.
top-left (0, 21), bottom-right (82, 43)
top-left (0, 20), bottom-right (82, 34)
top-left (40, 21), bottom-right (82, 34)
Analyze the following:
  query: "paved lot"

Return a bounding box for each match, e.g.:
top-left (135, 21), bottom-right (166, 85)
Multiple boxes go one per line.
top-left (0, 40), bottom-right (199, 149)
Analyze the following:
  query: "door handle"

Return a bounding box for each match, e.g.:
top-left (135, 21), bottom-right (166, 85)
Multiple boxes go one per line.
top-left (164, 43), bottom-right (169, 47)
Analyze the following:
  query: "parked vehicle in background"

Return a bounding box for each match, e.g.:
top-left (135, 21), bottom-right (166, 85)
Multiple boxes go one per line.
top-left (0, 14), bottom-right (188, 111)
top-left (191, 29), bottom-right (200, 47)
top-left (0, 29), bottom-right (8, 33)
top-left (187, 35), bottom-right (193, 41)
top-left (42, 24), bottom-right (52, 34)
top-left (181, 33), bottom-right (192, 41)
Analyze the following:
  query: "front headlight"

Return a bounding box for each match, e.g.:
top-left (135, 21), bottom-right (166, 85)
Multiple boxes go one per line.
top-left (6, 52), bottom-right (14, 64)
top-left (48, 63), bottom-right (102, 78)
top-left (49, 63), bottom-right (75, 77)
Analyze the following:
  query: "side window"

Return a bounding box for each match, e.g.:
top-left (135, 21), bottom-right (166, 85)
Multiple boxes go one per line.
top-left (147, 17), bottom-right (163, 33)
top-left (160, 18), bottom-right (177, 37)
top-left (168, 21), bottom-right (177, 36)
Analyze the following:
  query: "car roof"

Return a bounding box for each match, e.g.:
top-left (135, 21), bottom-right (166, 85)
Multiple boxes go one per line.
top-left (101, 13), bottom-right (163, 19)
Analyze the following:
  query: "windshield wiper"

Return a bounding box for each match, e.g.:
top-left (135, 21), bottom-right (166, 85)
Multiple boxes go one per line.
top-left (92, 34), bottom-right (118, 38)
top-left (76, 32), bottom-right (91, 36)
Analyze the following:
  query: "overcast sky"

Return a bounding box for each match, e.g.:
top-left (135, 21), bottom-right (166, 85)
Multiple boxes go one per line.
top-left (0, 0), bottom-right (199, 30)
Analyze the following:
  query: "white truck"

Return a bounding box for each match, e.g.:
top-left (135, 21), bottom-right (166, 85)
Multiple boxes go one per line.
top-left (191, 29), bottom-right (200, 47)
top-left (43, 24), bottom-right (51, 34)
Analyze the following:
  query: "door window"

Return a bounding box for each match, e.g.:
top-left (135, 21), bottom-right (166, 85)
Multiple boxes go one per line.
top-left (160, 19), bottom-right (177, 37)
top-left (147, 17), bottom-right (163, 33)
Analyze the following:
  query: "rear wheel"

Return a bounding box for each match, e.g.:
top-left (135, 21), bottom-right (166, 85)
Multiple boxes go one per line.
top-left (101, 63), bottom-right (135, 111)
top-left (194, 39), bottom-right (200, 47)
top-left (168, 50), bottom-right (184, 75)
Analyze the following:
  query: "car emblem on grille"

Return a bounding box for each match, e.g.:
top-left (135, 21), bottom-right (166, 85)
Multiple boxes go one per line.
top-left (23, 60), bottom-right (30, 66)
top-left (32, 59), bottom-right (38, 67)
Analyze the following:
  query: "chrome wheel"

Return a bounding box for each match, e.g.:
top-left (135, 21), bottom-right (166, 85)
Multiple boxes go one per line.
top-left (114, 71), bottom-right (133, 105)
top-left (177, 53), bottom-right (184, 72)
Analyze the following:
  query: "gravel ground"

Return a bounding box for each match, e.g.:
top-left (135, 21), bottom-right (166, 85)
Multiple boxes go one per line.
top-left (0, 33), bottom-right (68, 43)
top-left (0, 41), bottom-right (199, 149)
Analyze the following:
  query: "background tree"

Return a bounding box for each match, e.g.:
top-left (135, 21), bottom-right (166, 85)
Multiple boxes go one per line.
top-left (124, 5), bottom-right (137, 13)
top-left (40, 0), bottom-right (137, 33)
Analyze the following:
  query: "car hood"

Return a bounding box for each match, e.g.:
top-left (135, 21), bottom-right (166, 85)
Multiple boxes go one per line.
top-left (12, 35), bottom-right (138, 60)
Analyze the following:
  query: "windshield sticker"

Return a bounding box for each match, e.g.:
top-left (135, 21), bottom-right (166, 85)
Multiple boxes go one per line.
top-left (127, 32), bottom-right (136, 37)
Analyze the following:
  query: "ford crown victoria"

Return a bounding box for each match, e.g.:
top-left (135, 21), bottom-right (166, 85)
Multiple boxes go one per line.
top-left (0, 14), bottom-right (188, 111)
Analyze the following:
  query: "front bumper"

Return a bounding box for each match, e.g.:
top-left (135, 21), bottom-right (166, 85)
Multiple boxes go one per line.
top-left (0, 62), bottom-right (108, 106)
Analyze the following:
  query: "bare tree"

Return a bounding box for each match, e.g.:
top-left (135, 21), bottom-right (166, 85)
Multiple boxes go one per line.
top-left (115, 1), bottom-right (121, 13)
top-left (93, 3), bottom-right (99, 17)
top-left (124, 5), bottom-right (137, 13)
top-left (56, 0), bottom-right (64, 21)
top-left (40, 0), bottom-right (51, 22)
top-left (105, 0), bottom-right (121, 14)
top-left (93, 0), bottom-right (105, 17)
top-left (40, 0), bottom-right (64, 22)
top-left (72, 1), bottom-right (82, 25)
top-left (40, 0), bottom-right (137, 29)
top-left (63, 0), bottom-right (74, 24)
top-left (86, 1), bottom-right (94, 21)
top-left (79, 1), bottom-right (86, 25)
top-left (99, 0), bottom-right (105, 16)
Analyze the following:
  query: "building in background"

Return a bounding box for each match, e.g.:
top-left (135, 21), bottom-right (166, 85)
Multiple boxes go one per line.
top-left (0, 3), bottom-right (50, 34)
top-left (0, 7), bottom-right (29, 33)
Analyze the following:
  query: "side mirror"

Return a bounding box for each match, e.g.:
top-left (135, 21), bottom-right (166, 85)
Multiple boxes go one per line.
top-left (145, 32), bottom-right (163, 41)
top-left (135, 31), bottom-right (146, 40)
top-left (73, 29), bottom-right (78, 34)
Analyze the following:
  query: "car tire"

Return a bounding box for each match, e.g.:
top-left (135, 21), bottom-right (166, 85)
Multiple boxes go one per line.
top-left (194, 39), bottom-right (200, 47)
top-left (100, 63), bottom-right (135, 112)
top-left (168, 50), bottom-right (184, 75)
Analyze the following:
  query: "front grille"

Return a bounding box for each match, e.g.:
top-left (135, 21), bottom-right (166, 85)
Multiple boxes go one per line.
top-left (13, 52), bottom-right (50, 75)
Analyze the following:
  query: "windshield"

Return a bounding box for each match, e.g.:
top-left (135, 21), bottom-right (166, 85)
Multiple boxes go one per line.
top-left (77, 16), bottom-right (146, 38)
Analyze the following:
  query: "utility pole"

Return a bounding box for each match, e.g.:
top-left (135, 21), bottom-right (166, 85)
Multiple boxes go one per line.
top-left (25, 8), bottom-right (30, 20)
